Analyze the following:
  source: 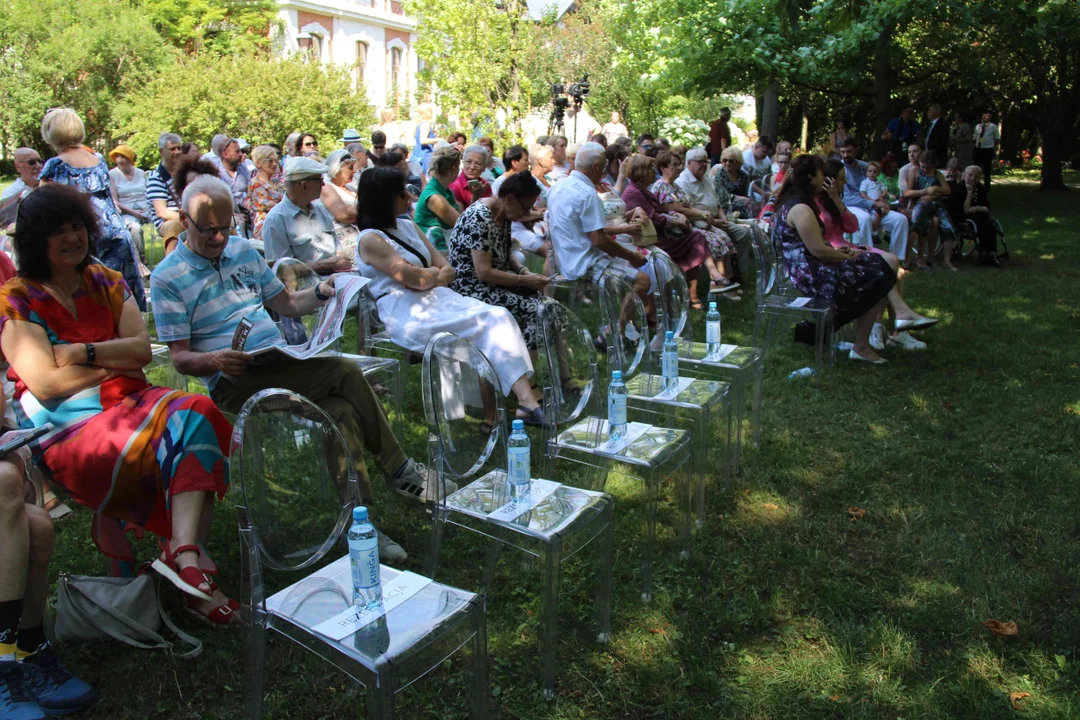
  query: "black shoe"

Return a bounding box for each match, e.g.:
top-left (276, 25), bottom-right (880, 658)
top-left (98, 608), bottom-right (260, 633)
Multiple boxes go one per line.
top-left (793, 321), bottom-right (816, 346)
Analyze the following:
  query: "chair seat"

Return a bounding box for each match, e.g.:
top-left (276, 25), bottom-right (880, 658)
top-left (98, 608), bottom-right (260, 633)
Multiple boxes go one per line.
top-left (265, 556), bottom-right (480, 672)
top-left (445, 469), bottom-right (611, 545)
top-left (675, 342), bottom-right (763, 371)
top-left (625, 373), bottom-right (729, 410)
top-left (331, 351), bottom-right (400, 376)
top-left (759, 295), bottom-right (833, 314)
top-left (556, 417), bottom-right (690, 467)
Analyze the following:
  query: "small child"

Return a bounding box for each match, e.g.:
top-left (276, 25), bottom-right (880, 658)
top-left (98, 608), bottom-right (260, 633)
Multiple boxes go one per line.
top-left (859, 161), bottom-right (892, 230)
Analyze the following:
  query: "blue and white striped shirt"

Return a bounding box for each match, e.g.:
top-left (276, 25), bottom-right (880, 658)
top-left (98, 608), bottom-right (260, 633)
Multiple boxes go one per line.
top-left (150, 234), bottom-right (286, 390)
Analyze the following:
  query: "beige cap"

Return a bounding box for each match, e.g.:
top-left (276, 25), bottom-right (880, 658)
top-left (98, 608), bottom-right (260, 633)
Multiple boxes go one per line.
top-left (284, 156), bottom-right (329, 181)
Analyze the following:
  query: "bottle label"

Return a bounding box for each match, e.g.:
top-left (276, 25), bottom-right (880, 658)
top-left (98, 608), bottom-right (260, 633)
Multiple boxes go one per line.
top-left (351, 542), bottom-right (380, 589)
top-left (662, 351), bottom-right (678, 378)
top-left (509, 447), bottom-right (530, 486)
top-left (608, 395), bottom-right (626, 426)
top-left (706, 321), bottom-right (720, 344)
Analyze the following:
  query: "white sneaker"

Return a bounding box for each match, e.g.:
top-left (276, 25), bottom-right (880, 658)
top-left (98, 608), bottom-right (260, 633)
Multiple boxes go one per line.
top-left (869, 323), bottom-right (886, 352)
top-left (887, 331), bottom-right (927, 351)
top-left (378, 533), bottom-right (408, 563)
top-left (388, 459), bottom-right (458, 503)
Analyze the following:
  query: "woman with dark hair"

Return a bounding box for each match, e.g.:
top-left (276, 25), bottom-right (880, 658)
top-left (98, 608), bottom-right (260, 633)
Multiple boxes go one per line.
top-left (903, 150), bottom-right (954, 271)
top-left (354, 169), bottom-right (544, 423)
top-left (602, 143), bottom-right (630, 193)
top-left (447, 172), bottom-right (555, 351)
top-left (818, 159), bottom-right (937, 351)
top-left (773, 155), bottom-right (897, 364)
top-left (0, 185), bottom-right (237, 623)
top-left (171, 157), bottom-right (225, 201)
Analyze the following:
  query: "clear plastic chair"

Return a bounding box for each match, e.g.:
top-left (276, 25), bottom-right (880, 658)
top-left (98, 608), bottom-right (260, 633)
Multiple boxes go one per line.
top-left (649, 248), bottom-right (765, 473)
top-left (539, 300), bottom-right (692, 602)
top-left (148, 343), bottom-right (191, 392)
top-left (599, 273), bottom-right (733, 528)
top-left (420, 332), bottom-right (614, 701)
top-left (273, 258), bottom-right (404, 432)
top-left (233, 389), bottom-right (488, 719)
top-left (748, 222), bottom-right (837, 381)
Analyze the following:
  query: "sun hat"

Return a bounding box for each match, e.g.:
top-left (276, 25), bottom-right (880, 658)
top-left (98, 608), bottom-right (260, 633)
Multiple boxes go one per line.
top-left (283, 156), bottom-right (330, 181)
top-left (236, 138), bottom-right (251, 152)
top-left (339, 128), bottom-right (363, 143)
top-left (108, 144), bottom-right (136, 163)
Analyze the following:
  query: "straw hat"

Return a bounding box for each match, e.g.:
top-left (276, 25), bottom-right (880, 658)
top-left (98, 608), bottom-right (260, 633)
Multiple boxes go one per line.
top-left (108, 144), bottom-right (136, 164)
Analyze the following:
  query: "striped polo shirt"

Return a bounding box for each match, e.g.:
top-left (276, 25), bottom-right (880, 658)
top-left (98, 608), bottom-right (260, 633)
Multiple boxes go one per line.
top-left (150, 234), bottom-right (286, 390)
top-left (145, 162), bottom-right (178, 229)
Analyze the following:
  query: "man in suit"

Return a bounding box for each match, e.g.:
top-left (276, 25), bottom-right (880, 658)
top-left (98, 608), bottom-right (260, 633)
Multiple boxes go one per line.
top-left (923, 104), bottom-right (949, 160)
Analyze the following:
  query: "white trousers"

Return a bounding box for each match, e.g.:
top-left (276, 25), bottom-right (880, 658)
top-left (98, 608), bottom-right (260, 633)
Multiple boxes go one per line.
top-left (848, 207), bottom-right (910, 259)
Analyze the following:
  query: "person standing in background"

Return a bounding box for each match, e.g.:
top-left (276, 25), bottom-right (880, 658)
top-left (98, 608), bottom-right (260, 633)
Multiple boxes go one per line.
top-left (974, 112), bottom-right (1001, 192)
top-left (708, 108), bottom-right (733, 167)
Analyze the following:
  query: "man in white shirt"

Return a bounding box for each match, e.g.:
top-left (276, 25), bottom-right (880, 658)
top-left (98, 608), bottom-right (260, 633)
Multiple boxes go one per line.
top-left (675, 147), bottom-right (753, 273)
top-left (974, 112), bottom-right (1001, 192)
top-left (547, 142), bottom-right (648, 300)
top-left (741, 137), bottom-right (774, 182)
top-left (0, 148), bottom-right (41, 208)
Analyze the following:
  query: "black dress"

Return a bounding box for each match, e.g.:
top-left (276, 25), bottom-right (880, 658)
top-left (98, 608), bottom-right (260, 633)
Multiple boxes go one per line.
top-left (446, 202), bottom-right (554, 349)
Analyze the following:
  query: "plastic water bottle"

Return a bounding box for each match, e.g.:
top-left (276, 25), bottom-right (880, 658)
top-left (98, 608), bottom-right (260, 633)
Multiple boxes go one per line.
top-left (788, 367), bottom-right (815, 380)
top-left (608, 370), bottom-right (628, 442)
top-left (705, 302), bottom-right (722, 356)
top-left (661, 331), bottom-right (679, 389)
top-left (507, 419), bottom-right (531, 504)
top-left (348, 506), bottom-right (382, 609)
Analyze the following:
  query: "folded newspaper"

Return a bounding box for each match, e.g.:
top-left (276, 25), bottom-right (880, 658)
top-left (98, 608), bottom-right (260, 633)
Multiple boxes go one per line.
top-left (232, 274), bottom-right (370, 360)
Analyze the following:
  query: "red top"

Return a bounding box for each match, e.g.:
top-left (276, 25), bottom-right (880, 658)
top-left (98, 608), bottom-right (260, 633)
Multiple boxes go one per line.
top-left (708, 120), bottom-right (731, 156)
top-left (816, 199), bottom-right (860, 248)
top-left (448, 173), bottom-right (492, 210)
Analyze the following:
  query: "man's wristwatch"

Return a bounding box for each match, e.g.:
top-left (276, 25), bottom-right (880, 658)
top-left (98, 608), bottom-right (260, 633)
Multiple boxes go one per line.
top-left (314, 284), bottom-right (331, 302)
top-left (85, 343), bottom-right (96, 366)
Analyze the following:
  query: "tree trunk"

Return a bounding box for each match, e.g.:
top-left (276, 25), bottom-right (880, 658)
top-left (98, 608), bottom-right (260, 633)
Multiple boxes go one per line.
top-left (1037, 108), bottom-right (1071, 191)
top-left (761, 80), bottom-right (780, 140)
top-left (872, 29), bottom-right (892, 159)
top-left (800, 113), bottom-right (809, 151)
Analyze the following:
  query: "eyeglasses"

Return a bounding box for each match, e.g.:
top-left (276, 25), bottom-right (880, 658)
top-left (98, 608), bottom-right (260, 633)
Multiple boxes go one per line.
top-left (721, 158), bottom-right (739, 164)
top-left (189, 220), bottom-right (236, 237)
top-left (23, 159), bottom-right (43, 166)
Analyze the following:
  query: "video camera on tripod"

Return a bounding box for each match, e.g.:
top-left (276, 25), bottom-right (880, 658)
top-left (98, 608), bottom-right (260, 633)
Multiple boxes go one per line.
top-left (548, 73), bottom-right (590, 136)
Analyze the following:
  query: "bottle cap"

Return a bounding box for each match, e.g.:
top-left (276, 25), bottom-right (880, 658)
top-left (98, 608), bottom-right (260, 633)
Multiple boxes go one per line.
top-left (665, 330), bottom-right (674, 339)
top-left (353, 506), bottom-right (369, 521)
top-left (709, 301), bottom-right (717, 309)
top-left (511, 419), bottom-right (525, 431)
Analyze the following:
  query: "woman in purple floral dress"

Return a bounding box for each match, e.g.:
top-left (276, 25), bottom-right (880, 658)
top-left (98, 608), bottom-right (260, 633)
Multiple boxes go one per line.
top-left (772, 155), bottom-right (897, 364)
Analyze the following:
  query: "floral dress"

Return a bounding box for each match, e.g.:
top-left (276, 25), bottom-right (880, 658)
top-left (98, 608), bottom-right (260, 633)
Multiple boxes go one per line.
top-left (714, 169), bottom-right (752, 217)
top-left (447, 202), bottom-right (555, 349)
top-left (40, 155), bottom-right (145, 310)
top-left (650, 178), bottom-right (735, 258)
top-left (910, 170), bottom-right (954, 240)
top-left (773, 200), bottom-right (896, 328)
top-left (245, 172), bottom-right (285, 240)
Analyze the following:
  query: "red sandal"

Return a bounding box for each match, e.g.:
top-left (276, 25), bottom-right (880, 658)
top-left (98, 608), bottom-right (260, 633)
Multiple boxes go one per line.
top-left (184, 592), bottom-right (243, 627)
top-left (151, 544), bottom-right (214, 601)
top-left (157, 538), bottom-right (218, 575)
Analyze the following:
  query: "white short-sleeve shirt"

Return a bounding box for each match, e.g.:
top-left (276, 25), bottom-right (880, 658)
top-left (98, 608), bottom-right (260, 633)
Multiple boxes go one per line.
top-left (546, 170), bottom-right (607, 281)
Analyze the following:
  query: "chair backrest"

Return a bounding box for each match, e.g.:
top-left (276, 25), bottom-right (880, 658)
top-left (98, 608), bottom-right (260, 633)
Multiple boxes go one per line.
top-left (232, 389), bottom-right (358, 572)
top-left (422, 332), bottom-right (504, 485)
top-left (749, 221), bottom-right (780, 300)
top-left (598, 271), bottom-right (648, 380)
top-left (648, 247), bottom-right (690, 341)
top-left (538, 299), bottom-right (599, 426)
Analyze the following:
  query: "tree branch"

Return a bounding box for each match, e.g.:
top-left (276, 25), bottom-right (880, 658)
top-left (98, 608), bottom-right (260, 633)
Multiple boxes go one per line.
top-left (894, 66), bottom-right (959, 88)
top-left (787, 78), bottom-right (874, 97)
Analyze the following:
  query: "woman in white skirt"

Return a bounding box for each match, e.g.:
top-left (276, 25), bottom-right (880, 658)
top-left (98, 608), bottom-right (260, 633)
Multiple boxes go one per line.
top-left (355, 168), bottom-right (544, 424)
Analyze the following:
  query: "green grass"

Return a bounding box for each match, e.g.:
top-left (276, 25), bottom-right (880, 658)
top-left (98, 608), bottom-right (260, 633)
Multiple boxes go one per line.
top-left (38, 172), bottom-right (1080, 718)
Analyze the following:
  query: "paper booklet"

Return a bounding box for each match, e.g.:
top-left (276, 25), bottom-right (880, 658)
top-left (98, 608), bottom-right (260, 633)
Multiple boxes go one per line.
top-left (232, 274), bottom-right (370, 360)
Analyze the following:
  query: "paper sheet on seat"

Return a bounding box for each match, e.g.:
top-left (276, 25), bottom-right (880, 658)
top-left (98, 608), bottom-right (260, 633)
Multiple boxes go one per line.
top-left (596, 421), bottom-right (652, 455)
top-left (653, 376), bottom-right (695, 400)
top-left (487, 478), bottom-right (561, 523)
top-left (312, 570), bottom-right (433, 641)
top-left (787, 297), bottom-right (811, 308)
top-left (703, 343), bottom-right (738, 363)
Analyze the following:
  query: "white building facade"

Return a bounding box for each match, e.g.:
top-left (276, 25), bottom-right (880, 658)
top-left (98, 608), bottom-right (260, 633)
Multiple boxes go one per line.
top-left (276, 0), bottom-right (421, 112)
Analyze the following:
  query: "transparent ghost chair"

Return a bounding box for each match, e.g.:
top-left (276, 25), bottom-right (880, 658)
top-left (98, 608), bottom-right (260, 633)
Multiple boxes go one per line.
top-left (599, 273), bottom-right (733, 528)
top-left (147, 343), bottom-right (192, 392)
top-left (420, 332), bottom-right (614, 701)
top-left (272, 257), bottom-right (404, 431)
top-left (747, 223), bottom-right (837, 381)
top-left (650, 248), bottom-right (765, 473)
top-left (233, 389), bottom-right (488, 719)
top-left (539, 300), bottom-right (692, 602)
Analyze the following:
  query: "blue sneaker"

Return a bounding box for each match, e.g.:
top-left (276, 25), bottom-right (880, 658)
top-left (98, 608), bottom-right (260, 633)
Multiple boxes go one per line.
top-left (18, 646), bottom-right (94, 716)
top-left (0, 661), bottom-right (44, 720)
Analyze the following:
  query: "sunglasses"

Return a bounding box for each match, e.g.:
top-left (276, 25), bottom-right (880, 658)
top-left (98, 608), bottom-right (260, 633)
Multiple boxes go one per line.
top-left (303, 140), bottom-right (319, 147)
top-left (24, 159), bottom-right (43, 166)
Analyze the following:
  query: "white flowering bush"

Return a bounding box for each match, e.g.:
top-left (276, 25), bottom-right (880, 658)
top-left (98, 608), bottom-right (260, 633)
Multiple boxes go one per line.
top-left (659, 117), bottom-right (710, 149)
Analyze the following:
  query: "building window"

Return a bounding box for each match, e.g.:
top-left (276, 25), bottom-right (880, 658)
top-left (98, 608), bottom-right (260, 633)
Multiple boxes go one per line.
top-left (355, 41), bottom-right (368, 85)
top-left (391, 47), bottom-right (402, 100)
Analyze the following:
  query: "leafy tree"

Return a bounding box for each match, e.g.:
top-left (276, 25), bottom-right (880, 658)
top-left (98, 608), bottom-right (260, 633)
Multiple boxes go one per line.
top-left (0, 0), bottom-right (171, 151)
top-left (137, 0), bottom-right (279, 56)
top-left (114, 54), bottom-right (374, 164)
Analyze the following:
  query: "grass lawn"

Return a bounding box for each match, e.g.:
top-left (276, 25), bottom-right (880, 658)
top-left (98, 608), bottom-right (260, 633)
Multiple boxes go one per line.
top-left (20, 171), bottom-right (1080, 718)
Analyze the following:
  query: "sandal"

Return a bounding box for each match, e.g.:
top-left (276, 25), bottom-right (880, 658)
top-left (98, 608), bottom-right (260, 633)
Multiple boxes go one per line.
top-left (158, 538), bottom-right (218, 575)
top-left (709, 278), bottom-right (741, 293)
top-left (516, 406), bottom-right (545, 427)
top-left (151, 544), bottom-right (214, 602)
top-left (184, 591), bottom-right (243, 627)
top-left (689, 300), bottom-right (704, 311)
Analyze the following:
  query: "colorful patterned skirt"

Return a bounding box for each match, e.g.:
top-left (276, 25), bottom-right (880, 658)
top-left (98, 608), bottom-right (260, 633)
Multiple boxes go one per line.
top-left (36, 385), bottom-right (232, 562)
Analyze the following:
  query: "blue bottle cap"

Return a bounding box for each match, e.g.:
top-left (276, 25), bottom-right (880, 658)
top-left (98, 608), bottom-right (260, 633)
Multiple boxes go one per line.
top-left (709, 301), bottom-right (717, 309)
top-left (665, 330), bottom-right (674, 339)
top-left (612, 370), bottom-right (622, 380)
top-left (353, 506), bottom-right (368, 521)
top-left (511, 419), bottom-right (525, 431)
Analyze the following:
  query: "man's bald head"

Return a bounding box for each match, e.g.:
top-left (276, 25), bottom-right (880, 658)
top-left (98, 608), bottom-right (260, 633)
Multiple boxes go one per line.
top-left (12, 148), bottom-right (42, 186)
top-left (180, 175), bottom-right (234, 216)
top-left (179, 175), bottom-right (235, 259)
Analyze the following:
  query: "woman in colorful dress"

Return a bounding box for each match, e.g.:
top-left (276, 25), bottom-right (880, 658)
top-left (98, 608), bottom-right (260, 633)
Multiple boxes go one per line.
top-left (773, 155), bottom-right (897, 364)
top-left (0, 184), bottom-right (238, 624)
top-left (245, 144), bottom-right (285, 241)
top-left (650, 151), bottom-right (742, 301)
top-left (903, 150), bottom-right (955, 271)
top-left (37, 108), bottom-right (145, 310)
